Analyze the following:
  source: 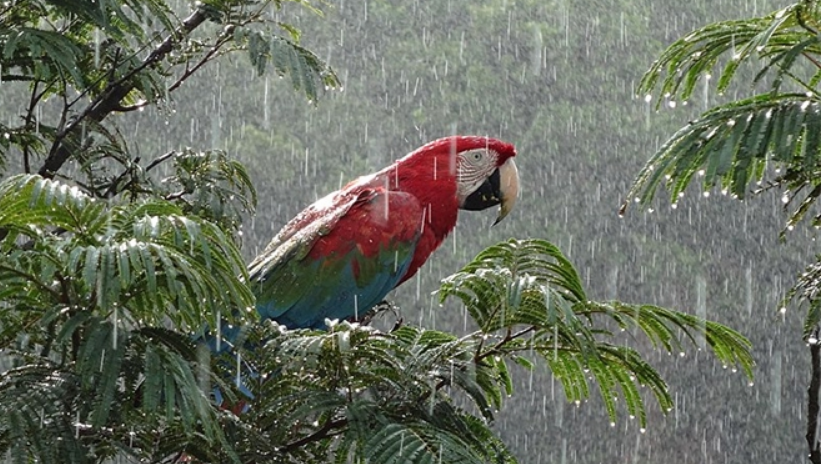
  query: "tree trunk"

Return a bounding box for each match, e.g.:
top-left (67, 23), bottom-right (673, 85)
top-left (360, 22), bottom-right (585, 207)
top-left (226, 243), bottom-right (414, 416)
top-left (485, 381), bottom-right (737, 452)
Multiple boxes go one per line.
top-left (808, 341), bottom-right (821, 464)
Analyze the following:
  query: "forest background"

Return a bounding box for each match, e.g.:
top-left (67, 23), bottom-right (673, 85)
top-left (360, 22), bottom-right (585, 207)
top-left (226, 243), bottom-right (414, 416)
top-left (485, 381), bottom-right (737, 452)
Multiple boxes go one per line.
top-left (0, 0), bottom-right (801, 462)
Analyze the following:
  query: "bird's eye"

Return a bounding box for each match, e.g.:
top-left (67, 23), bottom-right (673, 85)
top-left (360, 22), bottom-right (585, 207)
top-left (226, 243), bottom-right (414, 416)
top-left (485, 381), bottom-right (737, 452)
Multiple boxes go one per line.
top-left (469, 151), bottom-right (484, 162)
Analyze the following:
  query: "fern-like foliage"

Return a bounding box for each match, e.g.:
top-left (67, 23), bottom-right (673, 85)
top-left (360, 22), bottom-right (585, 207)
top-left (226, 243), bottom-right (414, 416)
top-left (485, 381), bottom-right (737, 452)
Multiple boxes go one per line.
top-left (0, 174), bottom-right (254, 463)
top-left (198, 321), bottom-right (518, 464)
top-left (622, 1), bottom-right (821, 340)
top-left (438, 239), bottom-right (753, 427)
top-left (161, 148), bottom-right (258, 233)
top-left (179, 239), bottom-right (753, 464)
top-left (621, 2), bottom-right (821, 227)
top-left (235, 27), bottom-right (340, 102)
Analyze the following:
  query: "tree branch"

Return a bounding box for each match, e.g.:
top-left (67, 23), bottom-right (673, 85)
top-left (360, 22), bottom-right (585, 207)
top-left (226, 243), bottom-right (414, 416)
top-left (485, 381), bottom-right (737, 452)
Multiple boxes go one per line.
top-left (280, 417), bottom-right (347, 452)
top-left (167, 26), bottom-right (236, 94)
top-left (37, 8), bottom-right (208, 180)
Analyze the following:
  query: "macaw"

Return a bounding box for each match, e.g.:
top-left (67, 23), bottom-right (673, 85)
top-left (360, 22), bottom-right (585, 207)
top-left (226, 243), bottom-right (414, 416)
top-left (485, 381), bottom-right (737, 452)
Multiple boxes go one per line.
top-left (209, 135), bottom-right (518, 359)
top-left (205, 135), bottom-right (518, 406)
top-left (247, 135), bottom-right (518, 331)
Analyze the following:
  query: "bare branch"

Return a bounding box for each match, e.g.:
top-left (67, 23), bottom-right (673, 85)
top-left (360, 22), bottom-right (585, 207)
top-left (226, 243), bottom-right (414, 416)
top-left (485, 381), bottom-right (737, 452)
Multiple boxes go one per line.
top-left (38, 8), bottom-right (208, 179)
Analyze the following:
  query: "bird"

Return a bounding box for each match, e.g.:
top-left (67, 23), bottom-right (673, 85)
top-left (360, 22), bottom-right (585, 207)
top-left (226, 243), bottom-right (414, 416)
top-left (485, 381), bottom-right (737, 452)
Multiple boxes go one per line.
top-left (202, 135), bottom-right (518, 406)
top-left (244, 135), bottom-right (519, 332)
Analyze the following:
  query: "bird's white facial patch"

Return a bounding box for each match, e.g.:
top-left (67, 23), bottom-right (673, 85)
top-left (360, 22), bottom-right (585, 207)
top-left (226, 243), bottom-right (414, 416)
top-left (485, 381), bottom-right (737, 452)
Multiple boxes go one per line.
top-left (456, 148), bottom-right (497, 201)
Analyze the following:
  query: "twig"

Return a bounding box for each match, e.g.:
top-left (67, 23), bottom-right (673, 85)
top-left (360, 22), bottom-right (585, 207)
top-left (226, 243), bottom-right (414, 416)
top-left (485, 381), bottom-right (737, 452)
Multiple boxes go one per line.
top-left (101, 157), bottom-right (140, 199)
top-left (37, 8), bottom-right (208, 179)
top-left (145, 151), bottom-right (176, 172)
top-left (476, 326), bottom-right (536, 362)
top-left (167, 27), bottom-right (236, 94)
top-left (798, 2), bottom-right (819, 37)
top-left (280, 418), bottom-right (347, 452)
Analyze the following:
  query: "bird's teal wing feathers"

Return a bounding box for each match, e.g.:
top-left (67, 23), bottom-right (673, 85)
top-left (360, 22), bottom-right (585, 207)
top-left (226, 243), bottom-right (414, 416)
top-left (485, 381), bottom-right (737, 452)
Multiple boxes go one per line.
top-left (249, 187), bottom-right (423, 329)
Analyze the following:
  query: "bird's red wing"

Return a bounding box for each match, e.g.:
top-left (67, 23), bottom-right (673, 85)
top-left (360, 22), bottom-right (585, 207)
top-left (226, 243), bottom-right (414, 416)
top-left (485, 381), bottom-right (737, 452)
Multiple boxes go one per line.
top-left (249, 187), bottom-right (425, 329)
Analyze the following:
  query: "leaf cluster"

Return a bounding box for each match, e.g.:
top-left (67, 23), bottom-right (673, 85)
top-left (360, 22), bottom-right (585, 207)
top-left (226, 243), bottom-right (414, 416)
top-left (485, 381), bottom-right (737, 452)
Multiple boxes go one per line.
top-left (0, 0), bottom-right (337, 196)
top-left (0, 174), bottom-right (253, 463)
top-left (621, 0), bottom-right (821, 339)
top-left (186, 239), bottom-right (754, 464)
top-left (438, 239), bottom-right (752, 427)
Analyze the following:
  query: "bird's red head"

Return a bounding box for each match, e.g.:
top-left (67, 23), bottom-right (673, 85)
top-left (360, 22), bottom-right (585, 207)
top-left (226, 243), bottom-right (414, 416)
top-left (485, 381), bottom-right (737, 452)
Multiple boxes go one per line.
top-left (393, 135), bottom-right (519, 226)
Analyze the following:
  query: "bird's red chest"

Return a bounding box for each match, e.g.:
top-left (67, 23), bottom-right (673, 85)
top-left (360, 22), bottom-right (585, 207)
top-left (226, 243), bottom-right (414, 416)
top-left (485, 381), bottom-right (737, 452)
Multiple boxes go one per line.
top-left (396, 197), bottom-right (459, 285)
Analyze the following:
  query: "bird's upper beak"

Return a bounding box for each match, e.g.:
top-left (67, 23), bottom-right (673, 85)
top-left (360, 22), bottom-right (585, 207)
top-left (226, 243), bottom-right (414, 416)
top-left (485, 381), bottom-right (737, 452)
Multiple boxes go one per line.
top-left (460, 158), bottom-right (519, 225)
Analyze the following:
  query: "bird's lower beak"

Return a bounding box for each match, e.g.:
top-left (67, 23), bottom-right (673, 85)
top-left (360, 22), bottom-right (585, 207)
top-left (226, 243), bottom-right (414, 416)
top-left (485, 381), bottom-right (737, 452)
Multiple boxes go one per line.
top-left (461, 158), bottom-right (519, 225)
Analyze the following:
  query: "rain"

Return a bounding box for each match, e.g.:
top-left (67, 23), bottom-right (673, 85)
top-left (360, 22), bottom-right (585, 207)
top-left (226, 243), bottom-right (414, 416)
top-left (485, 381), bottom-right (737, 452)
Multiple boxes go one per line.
top-left (0, 0), bottom-right (809, 462)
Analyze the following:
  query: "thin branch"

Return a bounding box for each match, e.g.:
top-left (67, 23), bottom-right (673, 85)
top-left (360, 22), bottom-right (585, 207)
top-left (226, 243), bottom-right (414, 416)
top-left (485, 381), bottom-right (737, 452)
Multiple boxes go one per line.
top-left (280, 417), bottom-right (347, 452)
top-left (145, 151), bottom-right (176, 172)
top-left (37, 8), bottom-right (208, 179)
top-left (475, 326), bottom-right (536, 362)
top-left (164, 191), bottom-right (188, 201)
top-left (22, 81), bottom-right (40, 173)
top-left (168, 28), bottom-right (236, 93)
top-left (803, 52), bottom-right (821, 71)
top-left (101, 157), bottom-right (141, 199)
top-left (798, 2), bottom-right (820, 37)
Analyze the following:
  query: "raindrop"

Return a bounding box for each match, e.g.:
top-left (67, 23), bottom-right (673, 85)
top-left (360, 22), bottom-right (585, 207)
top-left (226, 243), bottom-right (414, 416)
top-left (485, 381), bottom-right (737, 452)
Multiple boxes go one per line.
top-left (94, 28), bottom-right (101, 68)
top-left (771, 344), bottom-right (782, 415)
top-left (112, 304), bottom-right (118, 349)
top-left (216, 309), bottom-right (221, 352)
top-left (695, 275), bottom-right (707, 350)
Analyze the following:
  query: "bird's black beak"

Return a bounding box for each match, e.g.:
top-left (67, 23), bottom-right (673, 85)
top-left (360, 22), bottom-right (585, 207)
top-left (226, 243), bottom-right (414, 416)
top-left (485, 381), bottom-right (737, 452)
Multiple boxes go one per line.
top-left (460, 158), bottom-right (519, 225)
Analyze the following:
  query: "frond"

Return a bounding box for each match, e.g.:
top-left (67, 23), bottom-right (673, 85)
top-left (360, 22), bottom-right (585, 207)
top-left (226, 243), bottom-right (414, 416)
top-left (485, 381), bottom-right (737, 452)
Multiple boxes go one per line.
top-left (0, 174), bottom-right (102, 238)
top-left (362, 421), bottom-right (495, 464)
top-left (229, 322), bottom-right (516, 463)
top-left (233, 27), bottom-right (341, 102)
top-left (581, 301), bottom-right (754, 379)
top-left (0, 174), bottom-right (254, 332)
top-left (620, 93), bottom-right (821, 227)
top-left (638, 4), bottom-right (815, 103)
top-left (0, 26), bottom-right (87, 86)
top-left (439, 238), bottom-right (754, 427)
top-left (439, 239), bottom-right (586, 333)
top-left (164, 149), bottom-right (258, 232)
top-left (0, 325), bottom-right (232, 464)
top-left (785, 255), bottom-right (821, 339)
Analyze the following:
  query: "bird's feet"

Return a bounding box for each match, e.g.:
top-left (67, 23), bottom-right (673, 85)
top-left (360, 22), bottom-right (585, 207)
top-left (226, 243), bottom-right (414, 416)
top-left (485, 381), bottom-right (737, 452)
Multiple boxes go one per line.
top-left (355, 300), bottom-right (404, 331)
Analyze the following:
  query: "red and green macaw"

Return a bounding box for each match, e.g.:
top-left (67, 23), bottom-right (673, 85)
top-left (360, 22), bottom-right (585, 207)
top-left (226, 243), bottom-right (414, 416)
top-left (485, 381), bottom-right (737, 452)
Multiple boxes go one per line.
top-left (209, 136), bottom-right (518, 357)
top-left (204, 135), bottom-right (517, 405)
top-left (247, 135), bottom-right (519, 330)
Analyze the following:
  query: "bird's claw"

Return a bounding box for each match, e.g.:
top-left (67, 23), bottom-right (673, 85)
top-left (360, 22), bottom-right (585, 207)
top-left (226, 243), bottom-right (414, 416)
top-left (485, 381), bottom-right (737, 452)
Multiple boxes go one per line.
top-left (355, 300), bottom-right (402, 329)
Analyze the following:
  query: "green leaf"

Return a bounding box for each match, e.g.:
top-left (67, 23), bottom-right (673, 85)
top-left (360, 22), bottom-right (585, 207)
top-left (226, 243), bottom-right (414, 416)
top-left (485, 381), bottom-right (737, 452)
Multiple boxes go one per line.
top-left (621, 94), bottom-right (821, 224)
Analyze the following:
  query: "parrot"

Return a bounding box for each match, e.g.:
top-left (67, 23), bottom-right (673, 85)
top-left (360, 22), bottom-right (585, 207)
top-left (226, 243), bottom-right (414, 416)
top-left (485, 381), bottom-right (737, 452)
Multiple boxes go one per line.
top-left (207, 135), bottom-right (518, 390)
top-left (245, 135), bottom-right (519, 331)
